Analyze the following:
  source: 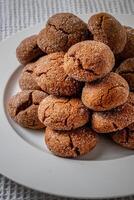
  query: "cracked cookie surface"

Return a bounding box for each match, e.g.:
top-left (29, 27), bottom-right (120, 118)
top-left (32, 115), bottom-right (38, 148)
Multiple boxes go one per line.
top-left (64, 40), bottom-right (115, 82)
top-left (34, 52), bottom-right (82, 96)
top-left (116, 58), bottom-right (134, 91)
top-left (16, 35), bottom-right (44, 65)
top-left (19, 62), bottom-right (41, 90)
top-left (92, 92), bottom-right (134, 133)
top-left (88, 12), bottom-right (127, 54)
top-left (111, 123), bottom-right (134, 149)
top-left (45, 126), bottom-right (97, 158)
top-left (38, 95), bottom-right (90, 130)
top-left (37, 13), bottom-right (90, 54)
top-left (82, 72), bottom-right (129, 111)
top-left (7, 90), bottom-right (48, 129)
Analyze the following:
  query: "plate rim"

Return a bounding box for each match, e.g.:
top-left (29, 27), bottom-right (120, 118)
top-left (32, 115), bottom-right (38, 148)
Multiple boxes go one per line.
top-left (0, 13), bottom-right (134, 199)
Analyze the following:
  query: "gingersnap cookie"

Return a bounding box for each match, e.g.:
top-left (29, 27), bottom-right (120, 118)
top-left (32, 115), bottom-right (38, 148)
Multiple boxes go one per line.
top-left (7, 90), bottom-right (48, 129)
top-left (64, 41), bottom-right (115, 82)
top-left (45, 126), bottom-right (97, 158)
top-left (38, 95), bottom-right (89, 130)
top-left (34, 52), bottom-right (82, 96)
top-left (82, 72), bottom-right (129, 111)
top-left (19, 62), bottom-right (41, 90)
top-left (116, 58), bottom-right (134, 91)
top-left (37, 13), bottom-right (90, 54)
top-left (111, 124), bottom-right (134, 149)
top-left (88, 12), bottom-right (127, 54)
top-left (92, 92), bottom-right (134, 133)
top-left (16, 35), bottom-right (44, 65)
top-left (118, 28), bottom-right (134, 61)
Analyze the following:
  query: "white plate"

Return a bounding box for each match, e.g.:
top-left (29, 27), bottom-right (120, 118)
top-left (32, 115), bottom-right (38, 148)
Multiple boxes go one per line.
top-left (0, 14), bottom-right (134, 199)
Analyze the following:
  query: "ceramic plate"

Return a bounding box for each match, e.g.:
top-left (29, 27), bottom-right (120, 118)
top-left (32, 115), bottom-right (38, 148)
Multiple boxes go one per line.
top-left (0, 14), bottom-right (134, 199)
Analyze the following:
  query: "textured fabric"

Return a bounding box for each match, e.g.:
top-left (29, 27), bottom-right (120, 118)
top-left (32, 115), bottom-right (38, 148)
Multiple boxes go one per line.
top-left (0, 0), bottom-right (134, 40)
top-left (0, 0), bottom-right (134, 199)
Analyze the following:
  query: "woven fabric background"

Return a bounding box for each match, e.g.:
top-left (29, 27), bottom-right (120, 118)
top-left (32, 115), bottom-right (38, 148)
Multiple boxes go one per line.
top-left (0, 0), bottom-right (134, 199)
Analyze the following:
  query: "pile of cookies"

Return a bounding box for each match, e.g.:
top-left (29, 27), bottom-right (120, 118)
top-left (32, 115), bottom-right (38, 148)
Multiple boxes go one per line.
top-left (7, 12), bottom-right (134, 158)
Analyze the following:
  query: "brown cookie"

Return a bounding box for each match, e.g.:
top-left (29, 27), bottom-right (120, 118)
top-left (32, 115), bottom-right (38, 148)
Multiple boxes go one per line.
top-left (64, 41), bottom-right (115, 82)
top-left (82, 72), bottom-right (129, 111)
top-left (111, 124), bottom-right (134, 149)
top-left (45, 126), bottom-right (97, 158)
top-left (7, 90), bottom-right (48, 129)
top-left (92, 92), bottom-right (134, 133)
top-left (88, 12), bottom-right (127, 54)
top-left (116, 58), bottom-right (134, 91)
top-left (19, 62), bottom-right (41, 90)
top-left (37, 13), bottom-right (90, 54)
top-left (38, 95), bottom-right (90, 130)
top-left (118, 28), bottom-right (134, 60)
top-left (34, 52), bottom-right (82, 96)
top-left (16, 35), bottom-right (44, 65)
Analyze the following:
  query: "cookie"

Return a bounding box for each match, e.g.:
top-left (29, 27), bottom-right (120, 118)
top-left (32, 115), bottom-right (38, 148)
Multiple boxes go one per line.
top-left (111, 124), bottom-right (134, 149)
top-left (116, 58), bottom-right (134, 91)
top-left (19, 62), bottom-right (41, 90)
top-left (7, 90), bottom-right (48, 129)
top-left (88, 12), bottom-right (127, 54)
top-left (82, 72), bottom-right (129, 111)
top-left (37, 13), bottom-right (90, 54)
top-left (64, 41), bottom-right (115, 82)
top-left (16, 35), bottom-right (44, 65)
top-left (92, 92), bottom-right (134, 133)
top-left (118, 28), bottom-right (134, 61)
top-left (38, 95), bottom-right (90, 130)
top-left (34, 52), bottom-right (82, 96)
top-left (45, 126), bottom-right (97, 158)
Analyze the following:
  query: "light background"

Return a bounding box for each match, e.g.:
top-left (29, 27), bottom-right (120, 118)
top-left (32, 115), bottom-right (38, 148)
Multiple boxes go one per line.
top-left (0, 0), bottom-right (134, 199)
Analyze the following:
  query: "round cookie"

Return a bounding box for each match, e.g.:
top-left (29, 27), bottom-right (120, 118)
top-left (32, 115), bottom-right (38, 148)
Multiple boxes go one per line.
top-left (118, 28), bottom-right (134, 60)
top-left (34, 52), bottom-right (82, 96)
top-left (116, 58), bottom-right (134, 91)
top-left (92, 92), bottom-right (134, 133)
top-left (16, 35), bottom-right (44, 65)
top-left (38, 95), bottom-right (90, 130)
top-left (19, 62), bottom-right (41, 90)
top-left (88, 12), bottom-right (127, 54)
top-left (7, 90), bottom-right (48, 129)
top-left (45, 126), bottom-right (97, 158)
top-left (82, 72), bottom-right (129, 111)
top-left (64, 41), bottom-right (115, 82)
top-left (37, 13), bottom-right (90, 54)
top-left (111, 124), bottom-right (134, 149)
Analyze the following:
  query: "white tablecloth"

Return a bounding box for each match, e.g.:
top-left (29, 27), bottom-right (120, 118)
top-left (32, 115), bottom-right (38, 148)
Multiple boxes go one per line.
top-left (0, 0), bottom-right (134, 199)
